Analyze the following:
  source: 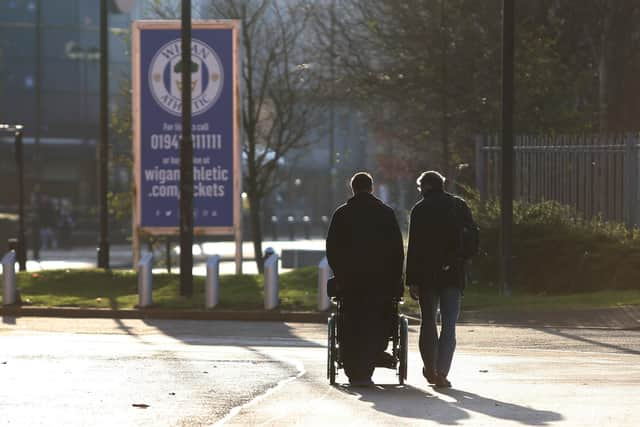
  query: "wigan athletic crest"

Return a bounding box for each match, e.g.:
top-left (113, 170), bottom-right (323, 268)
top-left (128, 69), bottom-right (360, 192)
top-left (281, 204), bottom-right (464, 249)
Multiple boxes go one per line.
top-left (148, 38), bottom-right (224, 116)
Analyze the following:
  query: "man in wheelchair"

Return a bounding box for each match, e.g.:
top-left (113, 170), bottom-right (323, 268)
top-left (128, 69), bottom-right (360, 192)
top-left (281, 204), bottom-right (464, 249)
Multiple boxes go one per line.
top-left (326, 172), bottom-right (405, 386)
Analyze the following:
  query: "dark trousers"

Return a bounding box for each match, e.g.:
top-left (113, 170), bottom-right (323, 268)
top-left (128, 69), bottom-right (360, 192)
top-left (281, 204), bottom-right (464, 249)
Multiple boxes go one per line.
top-left (340, 294), bottom-right (392, 381)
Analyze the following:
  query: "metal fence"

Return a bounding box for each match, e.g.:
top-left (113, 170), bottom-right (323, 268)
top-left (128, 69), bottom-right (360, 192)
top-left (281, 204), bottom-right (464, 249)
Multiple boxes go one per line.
top-left (474, 134), bottom-right (640, 227)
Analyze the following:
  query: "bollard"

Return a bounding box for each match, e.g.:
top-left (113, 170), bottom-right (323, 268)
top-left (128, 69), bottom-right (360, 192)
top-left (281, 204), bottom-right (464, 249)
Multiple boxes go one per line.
top-left (205, 255), bottom-right (220, 309)
top-left (264, 252), bottom-right (279, 310)
top-left (271, 216), bottom-right (279, 241)
top-left (2, 251), bottom-right (17, 305)
top-left (318, 257), bottom-right (332, 311)
top-left (303, 216), bottom-right (311, 239)
top-left (137, 252), bottom-right (153, 308)
top-left (287, 216), bottom-right (295, 240)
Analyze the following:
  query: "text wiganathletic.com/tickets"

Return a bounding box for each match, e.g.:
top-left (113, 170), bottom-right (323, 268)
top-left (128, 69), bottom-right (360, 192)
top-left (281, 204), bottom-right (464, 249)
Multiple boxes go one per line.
top-left (144, 166), bottom-right (230, 185)
top-left (148, 182), bottom-right (225, 198)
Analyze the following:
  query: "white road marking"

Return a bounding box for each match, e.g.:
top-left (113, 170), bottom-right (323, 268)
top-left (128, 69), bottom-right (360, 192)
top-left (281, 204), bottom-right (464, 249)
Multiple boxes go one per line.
top-left (212, 352), bottom-right (307, 426)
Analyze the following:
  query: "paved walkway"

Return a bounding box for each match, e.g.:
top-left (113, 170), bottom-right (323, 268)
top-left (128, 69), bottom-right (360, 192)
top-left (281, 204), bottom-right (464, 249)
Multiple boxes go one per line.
top-left (459, 306), bottom-right (640, 330)
top-left (2, 318), bottom-right (639, 426)
top-left (3, 239), bottom-right (326, 275)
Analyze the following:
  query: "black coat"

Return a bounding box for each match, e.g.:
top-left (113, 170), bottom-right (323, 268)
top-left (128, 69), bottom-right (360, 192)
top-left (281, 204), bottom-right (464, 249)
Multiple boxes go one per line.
top-left (326, 192), bottom-right (404, 298)
top-left (406, 190), bottom-right (475, 290)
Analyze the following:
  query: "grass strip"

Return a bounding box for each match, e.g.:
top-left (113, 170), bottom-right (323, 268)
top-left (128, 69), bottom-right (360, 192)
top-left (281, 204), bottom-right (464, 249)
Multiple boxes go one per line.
top-left (1, 268), bottom-right (639, 312)
top-left (4, 267), bottom-right (316, 311)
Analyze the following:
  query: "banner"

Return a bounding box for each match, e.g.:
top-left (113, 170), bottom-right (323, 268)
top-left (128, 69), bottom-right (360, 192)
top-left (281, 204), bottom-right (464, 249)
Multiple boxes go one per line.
top-left (132, 21), bottom-right (240, 235)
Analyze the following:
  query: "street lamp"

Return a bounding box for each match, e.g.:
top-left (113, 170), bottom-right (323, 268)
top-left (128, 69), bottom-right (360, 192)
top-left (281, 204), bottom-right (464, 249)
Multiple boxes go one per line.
top-left (0, 123), bottom-right (27, 271)
top-left (64, 41), bottom-right (100, 139)
top-left (501, 0), bottom-right (515, 296)
top-left (98, 0), bottom-right (110, 269)
top-left (64, 38), bottom-right (108, 268)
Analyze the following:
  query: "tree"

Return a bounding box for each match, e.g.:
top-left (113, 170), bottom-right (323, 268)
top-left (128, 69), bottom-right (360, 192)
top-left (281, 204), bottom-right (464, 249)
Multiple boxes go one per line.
top-left (314, 0), bottom-right (640, 189)
top-left (151, 0), bottom-right (321, 272)
top-left (551, 0), bottom-right (640, 132)
top-left (313, 0), bottom-right (503, 182)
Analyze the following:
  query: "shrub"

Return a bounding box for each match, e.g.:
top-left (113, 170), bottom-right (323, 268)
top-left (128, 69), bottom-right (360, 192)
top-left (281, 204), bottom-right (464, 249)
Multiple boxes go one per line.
top-left (462, 189), bottom-right (640, 294)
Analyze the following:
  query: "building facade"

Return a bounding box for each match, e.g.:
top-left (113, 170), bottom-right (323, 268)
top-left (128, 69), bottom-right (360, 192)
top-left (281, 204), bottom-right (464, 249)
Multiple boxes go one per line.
top-left (0, 0), bottom-right (137, 210)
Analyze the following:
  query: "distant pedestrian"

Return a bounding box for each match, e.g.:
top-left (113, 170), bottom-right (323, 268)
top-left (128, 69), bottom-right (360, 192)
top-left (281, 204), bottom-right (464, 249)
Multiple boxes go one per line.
top-left (326, 172), bottom-right (404, 386)
top-left (57, 200), bottom-right (74, 250)
top-left (30, 190), bottom-right (42, 260)
top-left (38, 194), bottom-right (58, 250)
top-left (406, 170), bottom-right (478, 388)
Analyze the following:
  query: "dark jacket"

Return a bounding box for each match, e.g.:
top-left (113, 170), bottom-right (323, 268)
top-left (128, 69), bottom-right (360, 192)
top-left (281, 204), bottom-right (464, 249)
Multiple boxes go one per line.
top-left (406, 190), bottom-right (475, 290)
top-left (326, 192), bottom-right (404, 298)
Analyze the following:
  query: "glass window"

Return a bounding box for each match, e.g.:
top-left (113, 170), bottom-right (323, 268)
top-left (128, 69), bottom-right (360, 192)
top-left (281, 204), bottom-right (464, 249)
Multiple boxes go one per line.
top-left (42, 28), bottom-right (89, 60)
top-left (0, 0), bottom-right (37, 24)
top-left (41, 92), bottom-right (85, 138)
top-left (77, 0), bottom-right (99, 29)
top-left (42, 58), bottom-right (82, 92)
top-left (0, 26), bottom-right (36, 58)
top-left (42, 0), bottom-right (78, 27)
top-left (0, 85), bottom-right (35, 128)
top-left (2, 59), bottom-right (34, 89)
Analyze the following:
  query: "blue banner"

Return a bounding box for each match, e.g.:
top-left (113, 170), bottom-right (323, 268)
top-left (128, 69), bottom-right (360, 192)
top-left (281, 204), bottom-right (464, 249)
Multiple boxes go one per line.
top-left (138, 26), bottom-right (235, 229)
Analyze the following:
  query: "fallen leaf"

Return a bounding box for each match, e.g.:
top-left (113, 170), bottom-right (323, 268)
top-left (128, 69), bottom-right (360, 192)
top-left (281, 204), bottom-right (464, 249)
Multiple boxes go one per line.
top-left (132, 404), bottom-right (150, 409)
top-left (479, 370), bottom-right (488, 373)
top-left (31, 273), bottom-right (40, 278)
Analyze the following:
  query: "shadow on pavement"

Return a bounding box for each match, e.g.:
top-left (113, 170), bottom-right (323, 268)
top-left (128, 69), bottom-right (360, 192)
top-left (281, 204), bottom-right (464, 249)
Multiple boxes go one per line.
top-left (142, 319), bottom-right (324, 348)
top-left (339, 384), bottom-right (562, 425)
top-left (536, 327), bottom-right (640, 356)
top-left (108, 298), bottom-right (147, 341)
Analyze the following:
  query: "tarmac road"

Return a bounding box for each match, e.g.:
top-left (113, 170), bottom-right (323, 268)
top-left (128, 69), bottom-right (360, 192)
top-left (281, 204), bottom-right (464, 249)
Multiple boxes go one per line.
top-left (1, 317), bottom-right (639, 426)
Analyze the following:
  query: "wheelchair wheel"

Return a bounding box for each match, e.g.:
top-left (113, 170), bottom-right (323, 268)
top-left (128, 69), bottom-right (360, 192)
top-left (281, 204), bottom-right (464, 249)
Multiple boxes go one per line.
top-left (398, 315), bottom-right (409, 385)
top-left (327, 314), bottom-right (337, 385)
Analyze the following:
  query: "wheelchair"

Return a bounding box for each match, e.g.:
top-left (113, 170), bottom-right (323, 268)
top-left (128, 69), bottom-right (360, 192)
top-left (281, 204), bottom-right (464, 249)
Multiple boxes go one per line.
top-left (326, 278), bottom-right (409, 385)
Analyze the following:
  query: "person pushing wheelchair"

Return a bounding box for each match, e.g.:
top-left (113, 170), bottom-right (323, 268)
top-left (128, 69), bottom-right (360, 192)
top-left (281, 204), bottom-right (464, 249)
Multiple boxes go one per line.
top-left (326, 172), bottom-right (405, 386)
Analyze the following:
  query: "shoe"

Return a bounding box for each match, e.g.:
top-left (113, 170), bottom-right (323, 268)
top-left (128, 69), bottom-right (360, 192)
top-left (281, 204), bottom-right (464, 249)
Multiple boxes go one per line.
top-left (422, 367), bottom-right (438, 385)
top-left (349, 378), bottom-right (374, 387)
top-left (434, 373), bottom-right (452, 388)
top-left (375, 352), bottom-right (395, 368)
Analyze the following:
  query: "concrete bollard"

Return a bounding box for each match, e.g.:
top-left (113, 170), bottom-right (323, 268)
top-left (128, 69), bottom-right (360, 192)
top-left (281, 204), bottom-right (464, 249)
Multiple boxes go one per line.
top-left (2, 251), bottom-right (17, 305)
top-left (264, 252), bottom-right (279, 310)
top-left (137, 252), bottom-right (153, 308)
top-left (318, 257), bottom-right (332, 311)
top-left (205, 255), bottom-right (220, 309)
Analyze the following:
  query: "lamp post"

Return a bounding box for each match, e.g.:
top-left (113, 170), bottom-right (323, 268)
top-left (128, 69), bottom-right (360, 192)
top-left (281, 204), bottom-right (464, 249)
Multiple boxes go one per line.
top-left (0, 124), bottom-right (27, 271)
top-left (328, 0), bottom-right (336, 214)
top-left (98, 0), bottom-right (110, 269)
top-left (501, 0), bottom-right (515, 296)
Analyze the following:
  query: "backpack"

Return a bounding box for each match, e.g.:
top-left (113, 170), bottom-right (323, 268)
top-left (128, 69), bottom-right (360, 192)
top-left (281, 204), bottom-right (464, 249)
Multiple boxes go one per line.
top-left (448, 195), bottom-right (480, 260)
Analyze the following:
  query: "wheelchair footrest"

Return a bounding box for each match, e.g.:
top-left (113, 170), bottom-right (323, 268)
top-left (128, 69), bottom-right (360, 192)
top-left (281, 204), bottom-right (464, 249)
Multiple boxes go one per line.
top-left (374, 352), bottom-right (396, 369)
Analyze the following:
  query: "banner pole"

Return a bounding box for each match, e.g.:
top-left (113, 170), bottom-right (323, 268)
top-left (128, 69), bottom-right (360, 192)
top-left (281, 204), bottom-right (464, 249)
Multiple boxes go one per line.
top-left (179, 2), bottom-right (194, 296)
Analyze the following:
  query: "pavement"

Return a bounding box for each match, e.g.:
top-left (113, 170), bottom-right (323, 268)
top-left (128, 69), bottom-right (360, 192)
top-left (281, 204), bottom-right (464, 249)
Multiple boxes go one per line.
top-left (1, 305), bottom-right (639, 330)
top-left (1, 317), bottom-right (639, 426)
top-left (13, 240), bottom-right (326, 275)
top-left (457, 305), bottom-right (640, 330)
